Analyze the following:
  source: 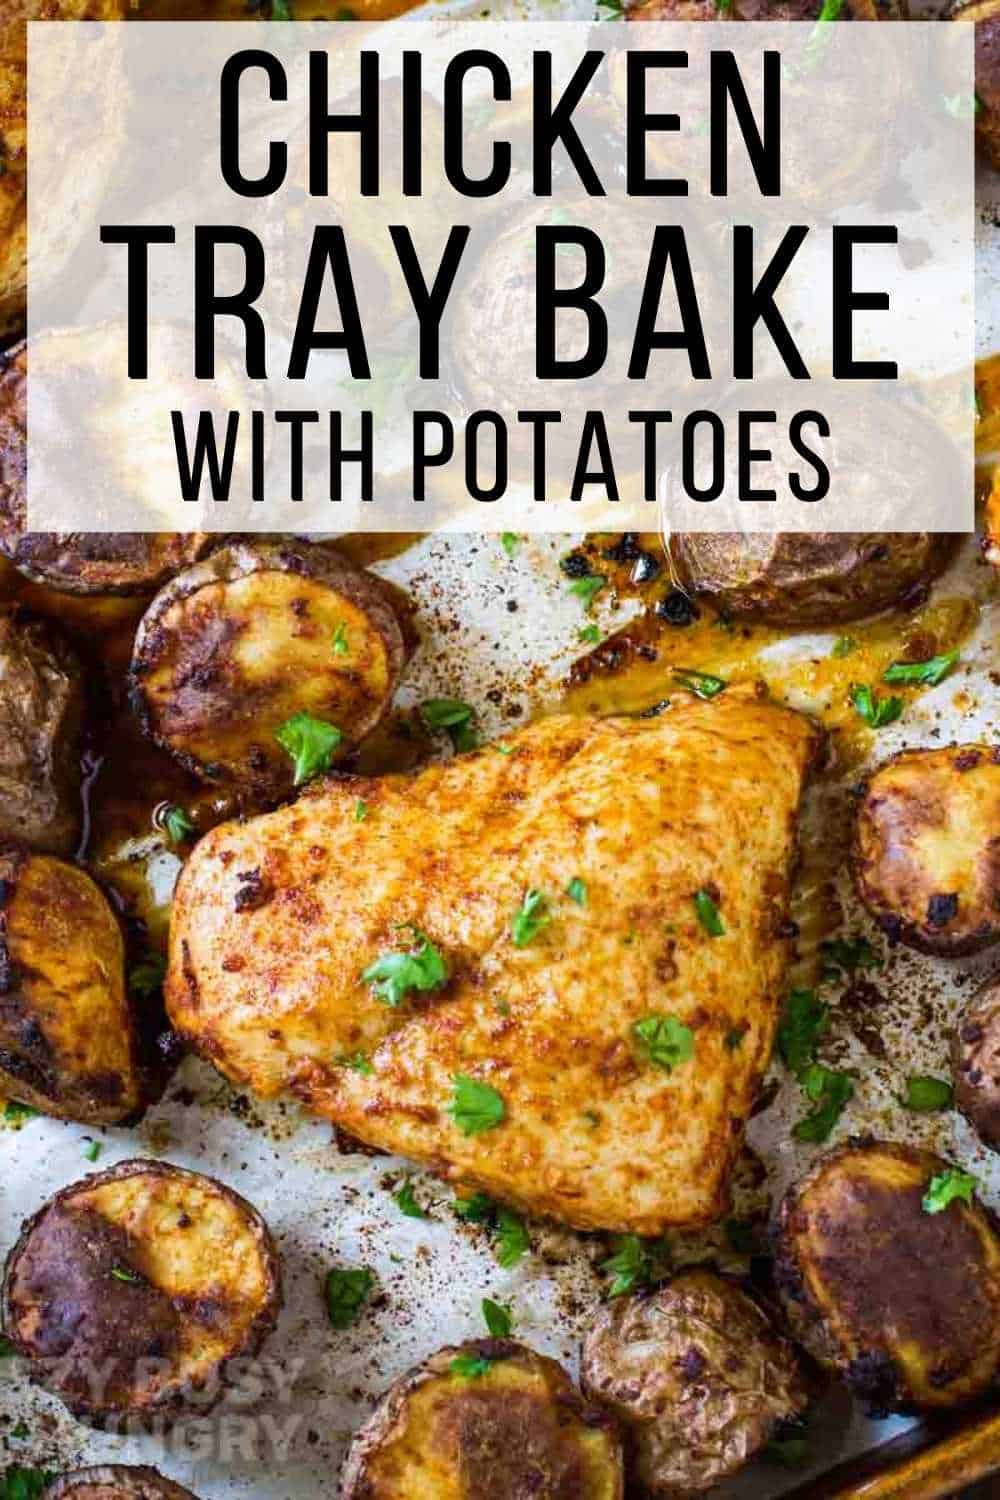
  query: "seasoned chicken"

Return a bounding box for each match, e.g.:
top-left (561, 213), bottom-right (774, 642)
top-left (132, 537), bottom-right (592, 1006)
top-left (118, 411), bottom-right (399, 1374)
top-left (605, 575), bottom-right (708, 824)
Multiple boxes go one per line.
top-left (167, 692), bottom-right (819, 1233)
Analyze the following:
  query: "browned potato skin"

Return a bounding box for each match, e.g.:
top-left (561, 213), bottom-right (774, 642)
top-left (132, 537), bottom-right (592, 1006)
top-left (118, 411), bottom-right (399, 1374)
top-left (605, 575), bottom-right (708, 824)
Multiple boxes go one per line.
top-left (129, 540), bottom-right (406, 800)
top-left (341, 1339), bottom-right (624, 1500)
top-left (580, 1270), bottom-right (810, 1499)
top-left (853, 745), bottom-right (1000, 957)
top-left (1, 1159), bottom-right (282, 1428)
top-left (42, 1469), bottom-right (200, 1500)
top-left (668, 534), bottom-right (956, 628)
top-left (950, 0), bottom-right (1000, 170)
top-left (773, 1141), bottom-right (1000, 1415)
top-left (0, 844), bottom-right (142, 1123)
top-left (0, 606), bottom-right (83, 854)
top-left (952, 977), bottom-right (1000, 1151)
top-left (0, 343), bottom-right (212, 596)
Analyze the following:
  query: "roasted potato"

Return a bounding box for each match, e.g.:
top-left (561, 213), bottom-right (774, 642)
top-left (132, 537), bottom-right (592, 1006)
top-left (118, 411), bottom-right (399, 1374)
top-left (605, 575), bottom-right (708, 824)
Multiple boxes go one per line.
top-left (340, 1339), bottom-right (624, 1499)
top-left (952, 977), bottom-right (1000, 1150)
top-left (853, 745), bottom-right (1000, 956)
top-left (1, 1159), bottom-right (281, 1427)
top-left (0, 606), bottom-right (84, 854)
top-left (42, 1469), bottom-right (199, 1500)
top-left (579, 1269), bottom-right (810, 1499)
top-left (0, 844), bottom-right (142, 1123)
top-left (129, 540), bottom-right (406, 799)
top-left (773, 1140), bottom-right (1000, 1414)
top-left (950, 0), bottom-right (1000, 169)
top-left (668, 534), bottom-right (956, 628)
top-left (0, 338), bottom-right (215, 595)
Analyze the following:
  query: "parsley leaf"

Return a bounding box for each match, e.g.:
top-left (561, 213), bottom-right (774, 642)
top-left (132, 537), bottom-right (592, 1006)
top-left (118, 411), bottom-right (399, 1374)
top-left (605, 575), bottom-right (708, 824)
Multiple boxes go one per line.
top-left (325, 1266), bottom-right (374, 1328)
top-left (3, 1101), bottom-right (36, 1125)
top-left (600, 1234), bottom-right (669, 1298)
top-left (923, 1168), bottom-right (977, 1215)
top-left (792, 1065), bottom-right (854, 1143)
top-left (451, 1353), bottom-right (492, 1379)
top-left (566, 877), bottom-right (587, 906)
top-left (633, 1014), bottom-right (695, 1073)
top-left (337, 1051), bottom-right (373, 1075)
top-left (820, 934), bottom-right (881, 981)
top-left (579, 623), bottom-right (601, 645)
top-left (0, 1469), bottom-right (54, 1500)
top-left (849, 683), bottom-right (903, 729)
top-left (482, 1298), bottom-right (513, 1337)
top-left (567, 574), bottom-right (606, 611)
top-left (831, 635), bottom-right (857, 658)
top-left (421, 698), bottom-right (479, 753)
top-left (512, 889), bottom-right (550, 948)
top-left (331, 622), bottom-right (349, 655)
top-left (270, 0), bottom-right (293, 15)
top-left (902, 1076), bottom-right (953, 1113)
top-left (449, 1075), bottom-right (506, 1136)
top-left (501, 533), bottom-right (521, 559)
top-left (694, 888), bottom-right (725, 936)
top-left (275, 711), bottom-right (343, 785)
top-left (394, 1178), bottom-right (427, 1219)
top-left (80, 1139), bottom-right (101, 1162)
top-left (361, 927), bottom-right (447, 1008)
top-left (110, 1265), bottom-right (142, 1284)
top-left (354, 799), bottom-right (368, 822)
top-left (883, 651), bottom-right (958, 688)
top-left (777, 989), bottom-right (829, 1075)
top-left (454, 1191), bottom-right (495, 1223)
top-left (495, 1207), bottom-right (529, 1268)
top-left (159, 804), bottom-right (195, 844)
top-left (672, 667), bottom-right (727, 700)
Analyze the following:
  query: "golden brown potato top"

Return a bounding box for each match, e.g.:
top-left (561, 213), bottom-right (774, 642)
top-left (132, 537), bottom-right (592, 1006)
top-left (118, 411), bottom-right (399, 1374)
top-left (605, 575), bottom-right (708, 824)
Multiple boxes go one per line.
top-left (42, 1468), bottom-right (199, 1500)
top-left (340, 1341), bottom-right (623, 1500)
top-left (0, 606), bottom-right (83, 854)
top-left (854, 744), bottom-right (1000, 956)
top-left (952, 978), bottom-right (1000, 1151)
top-left (776, 1141), bottom-right (1000, 1412)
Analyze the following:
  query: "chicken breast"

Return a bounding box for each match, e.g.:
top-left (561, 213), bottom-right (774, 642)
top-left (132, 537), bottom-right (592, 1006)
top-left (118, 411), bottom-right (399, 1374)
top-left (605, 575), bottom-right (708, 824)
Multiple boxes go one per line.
top-left (167, 692), bottom-right (820, 1233)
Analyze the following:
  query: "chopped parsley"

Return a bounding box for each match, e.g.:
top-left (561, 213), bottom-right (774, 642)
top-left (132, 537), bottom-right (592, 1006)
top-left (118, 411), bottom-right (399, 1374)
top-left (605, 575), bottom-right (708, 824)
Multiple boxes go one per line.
top-left (511, 889), bottom-right (550, 947)
top-left (694, 887), bottom-right (725, 936)
top-left (831, 635), bottom-right (857, 658)
top-left (421, 698), bottom-right (479, 753)
top-left (275, 711), bottom-right (343, 785)
top-left (270, 0), bottom-right (293, 14)
top-left (566, 574), bottom-right (606, 611)
top-left (672, 667), bottom-right (727, 700)
top-left (495, 1208), bottom-right (529, 1268)
top-left (633, 1014), bottom-right (695, 1073)
top-left (454, 1191), bottom-right (495, 1223)
top-left (501, 532), bottom-right (521, 558)
top-left (778, 989), bottom-right (829, 1075)
top-left (0, 1470), bottom-right (54, 1500)
top-left (0, 1336), bottom-right (17, 1358)
top-left (80, 1139), bottom-right (101, 1162)
top-left (129, 952), bottom-right (166, 998)
top-left (450, 1353), bottom-right (493, 1379)
top-left (849, 683), bottom-right (903, 729)
top-left (600, 1234), bottom-right (669, 1297)
top-left (3, 1101), bottom-right (36, 1125)
top-left (110, 1266), bottom-right (142, 1284)
top-left (923, 1168), bottom-right (977, 1215)
top-left (566, 877), bottom-right (587, 905)
top-left (361, 927), bottom-right (447, 1008)
top-left (394, 1178), bottom-right (427, 1219)
top-left (159, 804), bottom-right (195, 844)
top-left (902, 1076), bottom-right (953, 1113)
top-left (354, 799), bottom-right (368, 822)
top-left (481, 1298), bottom-right (513, 1337)
top-left (331, 622), bottom-right (349, 655)
top-left (325, 1266), bottom-right (374, 1328)
top-left (337, 1052), bottom-right (373, 1075)
top-left (820, 934), bottom-right (881, 982)
top-left (578, 623), bottom-right (602, 645)
top-left (792, 1065), bottom-right (854, 1143)
top-left (883, 651), bottom-right (959, 688)
top-left (449, 1075), bottom-right (506, 1136)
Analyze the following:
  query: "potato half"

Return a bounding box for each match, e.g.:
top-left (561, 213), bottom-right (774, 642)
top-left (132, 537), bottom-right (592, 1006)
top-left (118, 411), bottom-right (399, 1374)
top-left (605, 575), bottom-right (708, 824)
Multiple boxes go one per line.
top-left (580, 1270), bottom-right (811, 1499)
top-left (952, 977), bottom-right (1000, 1151)
top-left (667, 534), bottom-right (955, 628)
top-left (853, 745), bottom-right (1000, 956)
top-left (0, 340), bottom-right (212, 595)
top-left (340, 1339), bottom-right (624, 1500)
top-left (129, 540), bottom-right (406, 799)
top-left (773, 1141), bottom-right (1000, 1414)
top-left (42, 1469), bottom-right (199, 1500)
top-left (0, 844), bottom-right (141, 1123)
top-left (1, 1159), bottom-right (282, 1428)
top-left (0, 607), bottom-right (84, 855)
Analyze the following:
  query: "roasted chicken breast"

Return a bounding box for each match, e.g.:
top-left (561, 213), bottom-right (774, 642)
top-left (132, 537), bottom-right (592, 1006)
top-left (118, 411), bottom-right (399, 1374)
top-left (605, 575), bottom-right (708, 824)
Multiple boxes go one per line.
top-left (167, 692), bottom-right (818, 1233)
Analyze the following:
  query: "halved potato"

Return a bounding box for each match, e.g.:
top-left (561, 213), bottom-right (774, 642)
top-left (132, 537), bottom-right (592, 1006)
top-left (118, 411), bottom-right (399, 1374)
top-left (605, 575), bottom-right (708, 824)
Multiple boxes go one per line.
top-left (42, 1468), bottom-right (199, 1500)
top-left (340, 1339), bottom-right (624, 1499)
top-left (668, 534), bottom-right (956, 628)
top-left (773, 1141), bottom-right (1000, 1414)
top-left (0, 844), bottom-right (142, 1123)
top-left (952, 977), bottom-right (1000, 1151)
top-left (1, 1159), bottom-right (281, 1427)
top-left (580, 1270), bottom-right (811, 1499)
top-left (0, 339), bottom-right (213, 595)
top-left (950, 0), bottom-right (1000, 169)
top-left (853, 745), bottom-right (1000, 956)
top-left (129, 540), bottom-right (406, 799)
top-left (0, 606), bottom-right (84, 855)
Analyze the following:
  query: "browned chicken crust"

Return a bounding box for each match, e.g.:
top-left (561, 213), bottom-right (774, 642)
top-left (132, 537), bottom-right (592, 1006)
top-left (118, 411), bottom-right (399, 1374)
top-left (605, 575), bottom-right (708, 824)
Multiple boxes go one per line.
top-left (952, 977), bottom-right (1000, 1151)
top-left (853, 745), bottom-right (1000, 956)
top-left (1, 1158), bottom-right (281, 1428)
top-left (43, 1469), bottom-right (200, 1500)
top-left (580, 1270), bottom-right (811, 1499)
top-left (340, 1339), bottom-right (624, 1500)
top-left (0, 605), bottom-right (83, 854)
top-left (167, 692), bottom-right (820, 1233)
top-left (773, 1141), bottom-right (1000, 1414)
top-left (950, 0), bottom-right (1000, 169)
top-left (0, 844), bottom-right (142, 1123)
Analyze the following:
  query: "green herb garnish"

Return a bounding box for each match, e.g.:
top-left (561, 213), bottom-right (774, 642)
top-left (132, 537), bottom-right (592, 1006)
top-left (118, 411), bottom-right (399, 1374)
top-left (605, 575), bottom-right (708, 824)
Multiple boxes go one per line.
top-left (354, 799), bottom-right (368, 822)
top-left (792, 1065), bottom-right (854, 1143)
top-left (600, 1234), bottom-right (669, 1297)
top-left (495, 1207), bottom-right (529, 1268)
top-left (80, 1139), bottom-right (101, 1162)
top-left (421, 698), bottom-right (479, 753)
top-left (331, 622), bottom-right (349, 655)
top-left (778, 989), bottom-right (829, 1074)
top-left (578, 623), bottom-right (601, 645)
top-left (361, 927), bottom-right (447, 1008)
top-left (633, 1014), bottom-right (695, 1073)
top-left (482, 1298), bottom-right (513, 1337)
top-left (325, 1266), bottom-right (374, 1328)
top-left (110, 1266), bottom-right (142, 1284)
top-left (160, 804), bottom-right (195, 844)
top-left (3, 1101), bottom-right (37, 1125)
top-left (275, 711), bottom-right (343, 785)
top-left (902, 1076), bottom-right (953, 1113)
top-left (450, 1353), bottom-right (493, 1379)
top-left (694, 887), bottom-right (725, 936)
top-left (831, 635), bottom-right (857, 658)
top-left (566, 877), bottom-right (587, 905)
top-left (395, 1178), bottom-right (427, 1219)
top-left (501, 533), bottom-right (521, 558)
top-left (129, 953), bottom-right (166, 998)
top-left (0, 1469), bottom-right (54, 1500)
top-left (449, 1075), bottom-right (506, 1137)
top-left (820, 934), bottom-right (881, 981)
top-left (567, 574), bottom-right (606, 611)
top-left (454, 1191), bottom-right (495, 1223)
top-left (849, 683), bottom-right (903, 729)
top-left (672, 667), bottom-right (727, 700)
top-left (512, 889), bottom-right (550, 947)
top-left (883, 652), bottom-right (958, 688)
top-left (923, 1168), bottom-right (977, 1215)
top-left (337, 1051), bottom-right (373, 1075)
